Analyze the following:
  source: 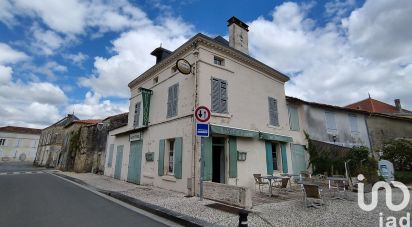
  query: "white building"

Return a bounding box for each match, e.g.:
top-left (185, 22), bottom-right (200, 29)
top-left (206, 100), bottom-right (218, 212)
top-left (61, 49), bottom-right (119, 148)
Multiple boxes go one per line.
top-left (0, 126), bottom-right (41, 162)
top-left (104, 17), bottom-right (304, 202)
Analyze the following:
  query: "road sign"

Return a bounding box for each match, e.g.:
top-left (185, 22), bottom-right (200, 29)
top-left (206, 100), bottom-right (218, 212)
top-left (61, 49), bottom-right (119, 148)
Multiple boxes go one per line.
top-left (195, 106), bottom-right (211, 122)
top-left (196, 123), bottom-right (209, 137)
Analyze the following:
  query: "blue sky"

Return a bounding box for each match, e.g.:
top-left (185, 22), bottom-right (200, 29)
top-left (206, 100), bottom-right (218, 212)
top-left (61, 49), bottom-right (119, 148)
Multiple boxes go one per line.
top-left (0, 0), bottom-right (411, 128)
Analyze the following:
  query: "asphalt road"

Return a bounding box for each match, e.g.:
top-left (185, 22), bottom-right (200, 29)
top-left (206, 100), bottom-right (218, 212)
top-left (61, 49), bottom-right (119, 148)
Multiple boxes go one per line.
top-left (0, 169), bottom-right (169, 227)
top-left (0, 161), bottom-right (44, 173)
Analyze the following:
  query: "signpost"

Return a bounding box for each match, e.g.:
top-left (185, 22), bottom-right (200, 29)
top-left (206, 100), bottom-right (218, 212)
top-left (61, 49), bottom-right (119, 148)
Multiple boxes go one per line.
top-left (195, 106), bottom-right (211, 201)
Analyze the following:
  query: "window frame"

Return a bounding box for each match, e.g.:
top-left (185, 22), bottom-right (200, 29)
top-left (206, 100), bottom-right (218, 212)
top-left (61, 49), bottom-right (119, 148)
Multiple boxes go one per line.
top-left (211, 77), bottom-right (228, 114)
top-left (167, 83), bottom-right (179, 118)
top-left (133, 101), bottom-right (141, 128)
top-left (268, 97), bottom-right (279, 126)
top-left (167, 139), bottom-right (175, 175)
top-left (348, 114), bottom-right (359, 133)
top-left (288, 105), bottom-right (300, 131)
top-left (213, 56), bottom-right (225, 66)
top-left (325, 111), bottom-right (337, 132)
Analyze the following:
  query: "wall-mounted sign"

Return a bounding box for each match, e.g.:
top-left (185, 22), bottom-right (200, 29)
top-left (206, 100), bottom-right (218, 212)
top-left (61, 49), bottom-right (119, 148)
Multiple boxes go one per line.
top-left (129, 132), bottom-right (142, 141)
top-left (176, 59), bottom-right (191, 75)
top-left (195, 106), bottom-right (211, 122)
top-left (196, 123), bottom-right (209, 137)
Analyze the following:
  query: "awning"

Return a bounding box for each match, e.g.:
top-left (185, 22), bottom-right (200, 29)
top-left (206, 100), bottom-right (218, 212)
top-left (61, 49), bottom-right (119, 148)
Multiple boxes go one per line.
top-left (210, 124), bottom-right (293, 143)
top-left (210, 124), bottom-right (259, 138)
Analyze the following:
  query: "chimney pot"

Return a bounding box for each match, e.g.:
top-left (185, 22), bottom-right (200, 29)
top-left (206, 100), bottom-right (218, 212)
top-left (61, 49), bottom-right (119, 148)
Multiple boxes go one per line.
top-left (394, 99), bottom-right (402, 112)
top-left (151, 47), bottom-right (172, 64)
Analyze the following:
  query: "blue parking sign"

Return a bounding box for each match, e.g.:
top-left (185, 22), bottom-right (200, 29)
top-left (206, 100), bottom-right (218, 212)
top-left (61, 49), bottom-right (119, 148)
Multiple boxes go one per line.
top-left (196, 123), bottom-right (209, 137)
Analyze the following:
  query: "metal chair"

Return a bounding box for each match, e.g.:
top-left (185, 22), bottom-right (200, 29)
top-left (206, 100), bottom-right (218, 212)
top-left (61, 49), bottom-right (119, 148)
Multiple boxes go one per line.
top-left (303, 184), bottom-right (325, 208)
top-left (253, 174), bottom-right (269, 192)
top-left (272, 177), bottom-right (289, 194)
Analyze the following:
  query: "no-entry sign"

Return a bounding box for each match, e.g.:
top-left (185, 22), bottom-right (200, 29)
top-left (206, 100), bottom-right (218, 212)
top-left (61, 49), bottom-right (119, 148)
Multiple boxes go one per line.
top-left (195, 106), bottom-right (211, 122)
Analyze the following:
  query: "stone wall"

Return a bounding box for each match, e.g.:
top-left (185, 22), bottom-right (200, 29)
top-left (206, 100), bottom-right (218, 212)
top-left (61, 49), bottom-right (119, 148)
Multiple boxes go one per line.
top-left (203, 181), bottom-right (252, 208)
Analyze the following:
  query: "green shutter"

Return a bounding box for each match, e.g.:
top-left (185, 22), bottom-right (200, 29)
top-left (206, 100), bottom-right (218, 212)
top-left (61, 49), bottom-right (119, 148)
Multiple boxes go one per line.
top-left (265, 141), bottom-right (273, 175)
top-left (158, 139), bottom-right (165, 176)
top-left (288, 106), bottom-right (300, 131)
top-left (201, 137), bottom-right (212, 181)
top-left (174, 137), bottom-right (183, 179)
top-left (107, 144), bottom-right (114, 167)
top-left (228, 136), bottom-right (237, 178)
top-left (281, 143), bottom-right (288, 173)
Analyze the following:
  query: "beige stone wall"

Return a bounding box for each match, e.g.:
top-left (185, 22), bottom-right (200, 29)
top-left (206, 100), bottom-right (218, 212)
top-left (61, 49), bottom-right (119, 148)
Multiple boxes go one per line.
top-left (0, 131), bottom-right (40, 162)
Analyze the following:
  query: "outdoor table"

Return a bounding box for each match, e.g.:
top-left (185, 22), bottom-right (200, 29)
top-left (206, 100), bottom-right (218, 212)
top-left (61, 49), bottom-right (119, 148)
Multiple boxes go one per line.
top-left (261, 175), bottom-right (282, 197)
top-left (327, 177), bottom-right (348, 199)
top-left (280, 173), bottom-right (299, 191)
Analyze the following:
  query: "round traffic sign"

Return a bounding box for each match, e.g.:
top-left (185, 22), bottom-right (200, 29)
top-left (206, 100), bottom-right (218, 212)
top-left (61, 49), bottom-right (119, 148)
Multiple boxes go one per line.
top-left (195, 106), bottom-right (211, 122)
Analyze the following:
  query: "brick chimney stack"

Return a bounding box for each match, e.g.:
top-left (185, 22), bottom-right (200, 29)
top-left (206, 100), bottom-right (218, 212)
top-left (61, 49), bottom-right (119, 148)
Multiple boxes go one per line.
top-left (394, 99), bottom-right (402, 112)
top-left (227, 16), bottom-right (249, 54)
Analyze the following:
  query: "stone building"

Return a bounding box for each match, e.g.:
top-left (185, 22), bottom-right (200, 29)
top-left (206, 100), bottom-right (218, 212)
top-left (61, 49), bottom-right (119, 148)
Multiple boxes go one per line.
top-left (0, 126), bottom-right (41, 162)
top-left (104, 17), bottom-right (299, 207)
top-left (34, 114), bottom-right (78, 167)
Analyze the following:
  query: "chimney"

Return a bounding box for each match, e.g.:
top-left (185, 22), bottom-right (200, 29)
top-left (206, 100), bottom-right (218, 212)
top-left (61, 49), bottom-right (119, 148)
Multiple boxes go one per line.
top-left (394, 99), bottom-right (402, 112)
top-left (150, 47), bottom-right (172, 64)
top-left (227, 16), bottom-right (249, 54)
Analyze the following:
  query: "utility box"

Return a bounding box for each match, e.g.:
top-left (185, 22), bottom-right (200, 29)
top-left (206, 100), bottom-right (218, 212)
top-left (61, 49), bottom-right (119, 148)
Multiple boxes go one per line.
top-left (378, 160), bottom-right (395, 182)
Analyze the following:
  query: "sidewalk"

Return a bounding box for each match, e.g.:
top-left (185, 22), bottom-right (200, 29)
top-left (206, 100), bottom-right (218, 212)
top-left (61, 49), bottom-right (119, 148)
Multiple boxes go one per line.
top-left (52, 171), bottom-right (412, 227)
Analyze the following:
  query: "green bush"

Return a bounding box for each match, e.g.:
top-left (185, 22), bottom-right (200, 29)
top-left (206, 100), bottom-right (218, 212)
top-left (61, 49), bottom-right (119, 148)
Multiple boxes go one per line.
top-left (382, 139), bottom-right (412, 171)
top-left (394, 171), bottom-right (412, 184)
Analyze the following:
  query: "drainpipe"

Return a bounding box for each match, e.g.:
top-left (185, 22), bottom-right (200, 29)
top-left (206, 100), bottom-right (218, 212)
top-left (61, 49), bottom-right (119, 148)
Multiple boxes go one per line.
top-left (191, 42), bottom-right (200, 197)
top-left (364, 114), bottom-right (373, 157)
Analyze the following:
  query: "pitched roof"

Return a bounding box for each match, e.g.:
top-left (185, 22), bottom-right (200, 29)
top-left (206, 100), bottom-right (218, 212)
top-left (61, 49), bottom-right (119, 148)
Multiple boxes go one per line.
top-left (0, 126), bottom-right (42, 134)
top-left (345, 98), bottom-right (411, 113)
top-left (286, 96), bottom-right (369, 114)
top-left (64, 119), bottom-right (102, 128)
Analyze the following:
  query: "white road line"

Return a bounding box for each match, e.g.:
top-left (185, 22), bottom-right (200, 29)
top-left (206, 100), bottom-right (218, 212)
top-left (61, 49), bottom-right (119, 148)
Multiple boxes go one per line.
top-left (47, 172), bottom-right (182, 227)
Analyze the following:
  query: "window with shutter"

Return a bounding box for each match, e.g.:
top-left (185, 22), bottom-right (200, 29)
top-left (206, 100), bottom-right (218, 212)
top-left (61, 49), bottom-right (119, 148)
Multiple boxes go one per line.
top-left (211, 78), bottom-right (228, 113)
top-left (133, 102), bottom-right (141, 128)
top-left (268, 97), bottom-right (279, 126)
top-left (167, 83), bottom-right (179, 118)
top-left (288, 105), bottom-right (300, 131)
top-left (107, 144), bottom-right (114, 167)
top-left (325, 111), bottom-right (337, 132)
top-left (349, 114), bottom-right (359, 133)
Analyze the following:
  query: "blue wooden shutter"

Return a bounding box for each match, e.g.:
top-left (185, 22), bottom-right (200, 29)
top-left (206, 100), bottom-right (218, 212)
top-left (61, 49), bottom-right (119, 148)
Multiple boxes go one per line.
top-left (211, 78), bottom-right (220, 112)
top-left (292, 144), bottom-right (306, 174)
top-left (265, 141), bottom-right (274, 175)
top-left (268, 97), bottom-right (279, 126)
top-left (107, 144), bottom-right (114, 167)
top-left (133, 102), bottom-right (141, 128)
top-left (173, 84), bottom-right (179, 117)
top-left (174, 137), bottom-right (183, 179)
top-left (288, 105), bottom-right (300, 131)
top-left (281, 143), bottom-right (288, 173)
top-left (201, 137), bottom-right (213, 181)
top-left (228, 136), bottom-right (237, 178)
top-left (220, 80), bottom-right (228, 113)
top-left (349, 114), bottom-right (359, 132)
top-left (158, 139), bottom-right (165, 176)
top-left (167, 86), bottom-right (173, 118)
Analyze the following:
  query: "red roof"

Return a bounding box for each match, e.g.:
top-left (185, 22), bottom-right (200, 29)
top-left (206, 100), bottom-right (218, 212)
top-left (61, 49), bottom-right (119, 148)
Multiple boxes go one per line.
top-left (345, 98), bottom-right (410, 113)
top-left (0, 126), bottom-right (42, 134)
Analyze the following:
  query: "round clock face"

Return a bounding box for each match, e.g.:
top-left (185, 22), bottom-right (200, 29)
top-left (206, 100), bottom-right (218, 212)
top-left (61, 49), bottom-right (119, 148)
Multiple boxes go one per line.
top-left (176, 59), bottom-right (191, 75)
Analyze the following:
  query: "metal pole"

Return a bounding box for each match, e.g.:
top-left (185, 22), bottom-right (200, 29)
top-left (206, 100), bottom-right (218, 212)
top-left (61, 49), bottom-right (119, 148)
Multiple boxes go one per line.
top-left (199, 138), bottom-right (204, 200)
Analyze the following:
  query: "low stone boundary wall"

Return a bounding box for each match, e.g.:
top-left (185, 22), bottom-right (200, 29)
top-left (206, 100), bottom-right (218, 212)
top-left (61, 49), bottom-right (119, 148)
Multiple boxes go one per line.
top-left (203, 181), bottom-right (252, 208)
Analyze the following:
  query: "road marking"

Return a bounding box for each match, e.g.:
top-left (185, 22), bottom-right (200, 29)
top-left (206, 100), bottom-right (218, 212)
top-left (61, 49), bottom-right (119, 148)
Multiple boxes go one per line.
top-left (48, 172), bottom-right (182, 227)
top-left (0, 171), bottom-right (44, 176)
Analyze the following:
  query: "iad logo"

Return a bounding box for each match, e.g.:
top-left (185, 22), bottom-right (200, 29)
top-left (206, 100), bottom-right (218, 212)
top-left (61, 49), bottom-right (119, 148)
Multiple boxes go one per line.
top-left (357, 174), bottom-right (411, 227)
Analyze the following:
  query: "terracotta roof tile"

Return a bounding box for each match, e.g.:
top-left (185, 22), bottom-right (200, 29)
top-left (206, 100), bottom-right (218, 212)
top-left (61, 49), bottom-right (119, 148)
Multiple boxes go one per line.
top-left (345, 98), bottom-right (411, 113)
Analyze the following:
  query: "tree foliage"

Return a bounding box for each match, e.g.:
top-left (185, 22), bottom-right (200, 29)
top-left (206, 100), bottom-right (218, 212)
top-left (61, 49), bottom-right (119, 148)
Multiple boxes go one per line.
top-left (382, 139), bottom-right (412, 171)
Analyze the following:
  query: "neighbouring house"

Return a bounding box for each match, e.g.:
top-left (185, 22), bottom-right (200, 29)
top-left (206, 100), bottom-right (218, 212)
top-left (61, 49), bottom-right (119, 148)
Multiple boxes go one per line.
top-left (34, 114), bottom-right (78, 167)
top-left (345, 97), bottom-right (412, 155)
top-left (0, 126), bottom-right (41, 162)
top-left (104, 17), bottom-right (298, 207)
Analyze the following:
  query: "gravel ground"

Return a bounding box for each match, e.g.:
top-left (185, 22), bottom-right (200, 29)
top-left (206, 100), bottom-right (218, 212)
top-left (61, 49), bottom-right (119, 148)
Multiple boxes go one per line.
top-left (57, 172), bottom-right (412, 227)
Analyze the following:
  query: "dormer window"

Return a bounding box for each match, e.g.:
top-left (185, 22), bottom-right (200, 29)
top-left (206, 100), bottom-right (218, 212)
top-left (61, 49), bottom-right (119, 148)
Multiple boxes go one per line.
top-left (153, 76), bottom-right (158, 84)
top-left (214, 56), bottom-right (225, 66)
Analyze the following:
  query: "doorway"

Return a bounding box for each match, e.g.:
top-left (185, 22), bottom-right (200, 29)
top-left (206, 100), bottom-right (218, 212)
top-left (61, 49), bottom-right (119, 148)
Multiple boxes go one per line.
top-left (212, 137), bottom-right (226, 184)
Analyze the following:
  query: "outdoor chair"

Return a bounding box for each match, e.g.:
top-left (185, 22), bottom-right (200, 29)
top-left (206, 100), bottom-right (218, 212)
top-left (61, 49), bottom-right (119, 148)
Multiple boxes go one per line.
top-left (329, 179), bottom-right (347, 199)
top-left (272, 177), bottom-right (289, 194)
top-left (300, 171), bottom-right (311, 181)
top-left (303, 184), bottom-right (325, 208)
top-left (253, 174), bottom-right (269, 192)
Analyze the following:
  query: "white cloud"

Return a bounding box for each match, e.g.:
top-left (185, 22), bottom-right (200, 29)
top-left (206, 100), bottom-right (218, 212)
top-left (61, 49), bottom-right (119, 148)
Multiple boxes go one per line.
top-left (65, 92), bottom-right (128, 120)
top-left (0, 65), bottom-right (13, 84)
top-left (0, 43), bottom-right (28, 64)
top-left (249, 1), bottom-right (412, 109)
top-left (64, 52), bottom-right (88, 66)
top-left (79, 16), bottom-right (193, 97)
top-left (30, 24), bottom-right (65, 55)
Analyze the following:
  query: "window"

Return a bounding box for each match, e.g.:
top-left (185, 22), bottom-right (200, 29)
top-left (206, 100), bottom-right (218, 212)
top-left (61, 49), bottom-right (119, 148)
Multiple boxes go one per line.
top-left (133, 102), bottom-right (141, 128)
top-left (272, 143), bottom-right (278, 171)
top-left (288, 105), bottom-right (300, 131)
top-left (268, 97), bottom-right (279, 126)
top-left (167, 139), bottom-right (175, 175)
top-left (153, 77), bottom-right (159, 84)
top-left (349, 114), bottom-right (359, 133)
top-left (211, 78), bottom-right (228, 113)
top-left (325, 111), bottom-right (337, 132)
top-left (167, 83), bottom-right (179, 118)
top-left (0, 139), bottom-right (5, 146)
top-left (214, 56), bottom-right (224, 66)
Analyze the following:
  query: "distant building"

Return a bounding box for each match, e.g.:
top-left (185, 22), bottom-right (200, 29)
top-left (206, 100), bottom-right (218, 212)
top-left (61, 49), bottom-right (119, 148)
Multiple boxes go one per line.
top-left (346, 96), bottom-right (412, 118)
top-left (0, 126), bottom-right (41, 162)
top-left (34, 114), bottom-right (78, 167)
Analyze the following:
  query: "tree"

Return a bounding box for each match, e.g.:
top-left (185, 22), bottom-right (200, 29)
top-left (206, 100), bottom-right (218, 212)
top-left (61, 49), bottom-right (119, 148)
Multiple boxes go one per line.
top-left (382, 139), bottom-right (412, 171)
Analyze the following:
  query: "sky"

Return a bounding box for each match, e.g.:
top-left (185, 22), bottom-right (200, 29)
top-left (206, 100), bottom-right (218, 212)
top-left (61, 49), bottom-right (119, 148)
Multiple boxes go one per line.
top-left (0, 0), bottom-right (411, 129)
